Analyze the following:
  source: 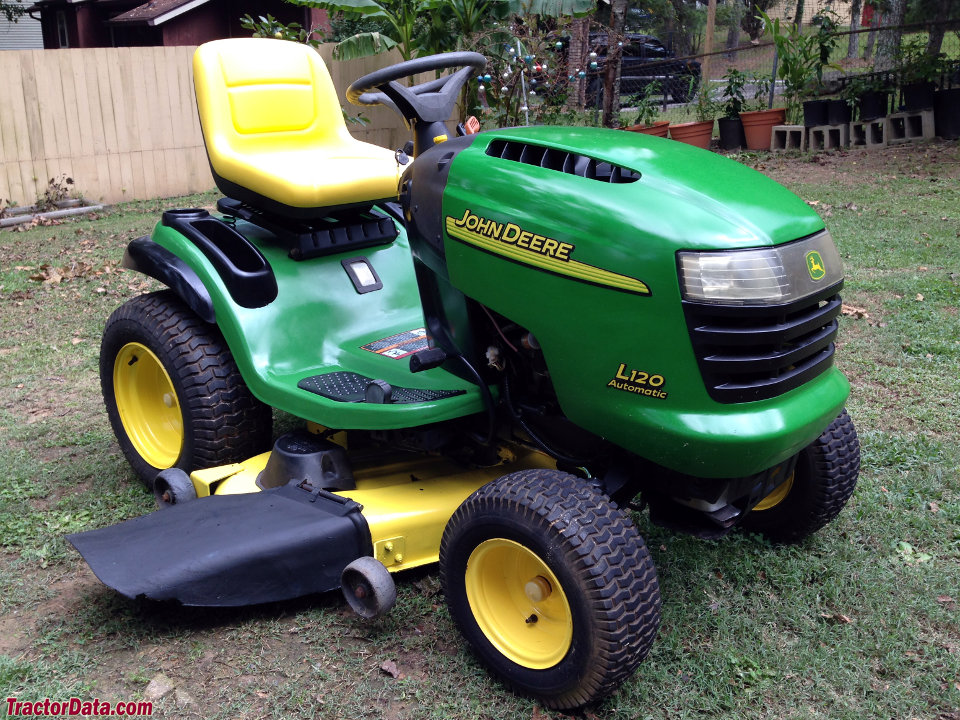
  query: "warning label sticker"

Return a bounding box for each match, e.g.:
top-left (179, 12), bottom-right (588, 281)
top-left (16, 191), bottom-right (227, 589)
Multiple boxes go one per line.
top-left (361, 328), bottom-right (430, 360)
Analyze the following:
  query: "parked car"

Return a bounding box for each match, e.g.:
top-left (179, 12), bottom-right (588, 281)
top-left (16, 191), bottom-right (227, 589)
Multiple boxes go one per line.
top-left (576, 33), bottom-right (702, 105)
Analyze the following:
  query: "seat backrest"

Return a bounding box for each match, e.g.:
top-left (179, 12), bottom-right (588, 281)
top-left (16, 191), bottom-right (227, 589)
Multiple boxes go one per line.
top-left (194, 38), bottom-right (351, 165)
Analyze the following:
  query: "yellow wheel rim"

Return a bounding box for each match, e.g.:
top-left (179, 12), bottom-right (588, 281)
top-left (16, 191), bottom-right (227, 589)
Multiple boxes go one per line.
top-left (465, 538), bottom-right (573, 669)
top-left (753, 472), bottom-right (795, 512)
top-left (113, 342), bottom-right (183, 469)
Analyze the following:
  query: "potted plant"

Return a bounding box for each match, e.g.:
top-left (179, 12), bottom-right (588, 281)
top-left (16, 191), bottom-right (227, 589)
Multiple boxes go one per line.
top-left (624, 82), bottom-right (669, 137)
top-left (842, 73), bottom-right (892, 121)
top-left (803, 11), bottom-right (842, 127)
top-left (762, 10), bottom-right (840, 127)
top-left (934, 59), bottom-right (960, 139)
top-left (827, 95), bottom-right (852, 125)
top-left (717, 68), bottom-right (748, 149)
top-left (738, 73), bottom-right (785, 150)
top-left (669, 80), bottom-right (717, 149)
top-left (896, 36), bottom-right (943, 111)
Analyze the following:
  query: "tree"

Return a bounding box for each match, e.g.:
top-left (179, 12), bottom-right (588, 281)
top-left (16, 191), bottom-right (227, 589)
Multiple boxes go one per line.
top-left (740, 0), bottom-right (780, 43)
top-left (1, 0), bottom-right (26, 22)
top-left (601, 0), bottom-right (627, 127)
top-left (876, 0), bottom-right (907, 67)
top-left (566, 15), bottom-right (590, 107)
top-left (908, 0), bottom-right (959, 55)
top-left (846, 0), bottom-right (863, 59)
top-left (287, 0), bottom-right (415, 60)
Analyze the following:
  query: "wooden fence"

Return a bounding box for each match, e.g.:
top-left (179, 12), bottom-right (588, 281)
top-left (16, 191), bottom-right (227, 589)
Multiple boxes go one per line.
top-left (0, 45), bottom-right (409, 207)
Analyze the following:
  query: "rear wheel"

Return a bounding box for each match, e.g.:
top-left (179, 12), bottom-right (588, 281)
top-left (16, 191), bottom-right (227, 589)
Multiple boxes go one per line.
top-left (440, 469), bottom-right (660, 710)
top-left (743, 409), bottom-right (859, 543)
top-left (101, 290), bottom-right (272, 488)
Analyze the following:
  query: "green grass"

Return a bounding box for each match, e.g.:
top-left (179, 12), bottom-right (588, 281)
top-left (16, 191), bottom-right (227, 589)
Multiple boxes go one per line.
top-left (0, 146), bottom-right (958, 719)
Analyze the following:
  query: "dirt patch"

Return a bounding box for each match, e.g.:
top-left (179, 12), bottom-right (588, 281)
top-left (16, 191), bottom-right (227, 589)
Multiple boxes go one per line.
top-left (740, 139), bottom-right (960, 187)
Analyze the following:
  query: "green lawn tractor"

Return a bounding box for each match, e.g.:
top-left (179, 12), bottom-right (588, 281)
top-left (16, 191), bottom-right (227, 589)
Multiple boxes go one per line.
top-left (69, 38), bottom-right (860, 710)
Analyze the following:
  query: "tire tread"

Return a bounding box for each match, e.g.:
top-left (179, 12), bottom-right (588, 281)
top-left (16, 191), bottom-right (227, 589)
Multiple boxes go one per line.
top-left (441, 469), bottom-right (661, 710)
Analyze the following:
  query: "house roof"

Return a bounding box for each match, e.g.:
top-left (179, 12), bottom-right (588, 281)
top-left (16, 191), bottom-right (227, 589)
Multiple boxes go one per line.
top-left (107, 0), bottom-right (213, 26)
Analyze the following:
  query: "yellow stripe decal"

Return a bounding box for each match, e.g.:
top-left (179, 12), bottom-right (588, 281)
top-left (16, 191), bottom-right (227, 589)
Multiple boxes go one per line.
top-left (445, 215), bottom-right (650, 296)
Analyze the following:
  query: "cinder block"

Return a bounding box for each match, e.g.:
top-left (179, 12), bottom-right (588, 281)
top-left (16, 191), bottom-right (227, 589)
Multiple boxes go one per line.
top-left (770, 125), bottom-right (806, 152)
top-left (849, 120), bottom-right (886, 149)
top-left (886, 110), bottom-right (935, 144)
top-left (808, 124), bottom-right (850, 151)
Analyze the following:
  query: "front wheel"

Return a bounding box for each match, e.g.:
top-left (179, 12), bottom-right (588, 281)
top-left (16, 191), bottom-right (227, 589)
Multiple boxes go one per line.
top-left (100, 290), bottom-right (272, 488)
top-left (743, 409), bottom-right (860, 543)
top-left (440, 469), bottom-right (661, 710)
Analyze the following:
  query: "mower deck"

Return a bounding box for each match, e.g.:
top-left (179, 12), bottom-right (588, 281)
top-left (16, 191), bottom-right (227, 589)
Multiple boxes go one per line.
top-left (69, 447), bottom-right (556, 606)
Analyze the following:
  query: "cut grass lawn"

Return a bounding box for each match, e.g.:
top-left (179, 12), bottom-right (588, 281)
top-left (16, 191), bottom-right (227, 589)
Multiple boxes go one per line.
top-left (0, 142), bottom-right (958, 720)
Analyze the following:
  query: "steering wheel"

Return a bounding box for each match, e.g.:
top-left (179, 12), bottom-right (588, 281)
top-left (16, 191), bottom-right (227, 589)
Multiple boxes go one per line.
top-left (346, 52), bottom-right (486, 154)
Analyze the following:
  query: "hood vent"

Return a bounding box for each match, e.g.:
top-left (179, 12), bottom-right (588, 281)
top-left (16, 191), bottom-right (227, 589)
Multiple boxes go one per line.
top-left (486, 139), bottom-right (641, 184)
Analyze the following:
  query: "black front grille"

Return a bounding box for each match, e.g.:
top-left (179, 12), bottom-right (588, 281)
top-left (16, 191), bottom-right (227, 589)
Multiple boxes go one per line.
top-left (683, 282), bottom-right (843, 403)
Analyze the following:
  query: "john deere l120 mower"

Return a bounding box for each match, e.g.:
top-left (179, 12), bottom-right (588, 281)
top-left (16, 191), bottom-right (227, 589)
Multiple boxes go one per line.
top-left (68, 38), bottom-right (860, 710)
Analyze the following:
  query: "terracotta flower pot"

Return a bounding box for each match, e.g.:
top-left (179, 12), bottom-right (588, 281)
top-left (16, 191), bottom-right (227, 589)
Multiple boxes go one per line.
top-left (739, 108), bottom-right (786, 150)
top-left (668, 120), bottom-right (714, 149)
top-left (624, 120), bottom-right (669, 137)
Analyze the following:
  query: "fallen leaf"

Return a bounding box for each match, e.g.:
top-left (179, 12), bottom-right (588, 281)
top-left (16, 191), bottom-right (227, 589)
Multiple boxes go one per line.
top-left (936, 596), bottom-right (954, 605)
top-left (841, 304), bottom-right (869, 319)
top-left (70, 337), bottom-right (83, 345)
top-left (380, 660), bottom-right (401, 679)
top-left (819, 612), bottom-right (852, 625)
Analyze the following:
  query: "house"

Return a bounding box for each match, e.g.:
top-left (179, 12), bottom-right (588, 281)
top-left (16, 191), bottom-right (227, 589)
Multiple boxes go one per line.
top-left (27, 0), bottom-right (328, 49)
top-left (0, 12), bottom-right (43, 48)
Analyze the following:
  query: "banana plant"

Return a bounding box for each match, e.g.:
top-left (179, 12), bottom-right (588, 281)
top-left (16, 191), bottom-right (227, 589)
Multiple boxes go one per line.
top-left (288, 0), bottom-right (409, 60)
top-left (290, 0), bottom-right (592, 61)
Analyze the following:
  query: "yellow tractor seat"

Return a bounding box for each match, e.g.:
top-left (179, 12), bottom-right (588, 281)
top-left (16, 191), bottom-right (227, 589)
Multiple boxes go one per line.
top-left (194, 38), bottom-right (403, 218)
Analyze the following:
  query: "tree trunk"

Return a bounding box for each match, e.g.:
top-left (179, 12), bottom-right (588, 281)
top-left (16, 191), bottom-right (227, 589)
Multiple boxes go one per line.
top-left (926, 0), bottom-right (955, 56)
top-left (864, 13), bottom-right (878, 59)
top-left (725, 0), bottom-right (744, 59)
top-left (567, 16), bottom-right (590, 109)
top-left (792, 0), bottom-right (805, 29)
top-left (876, 0), bottom-right (907, 69)
top-left (602, 0), bottom-right (627, 128)
top-left (846, 0), bottom-right (862, 60)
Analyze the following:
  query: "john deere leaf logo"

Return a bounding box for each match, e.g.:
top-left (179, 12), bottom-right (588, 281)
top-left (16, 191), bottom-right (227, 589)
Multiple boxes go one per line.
top-left (806, 251), bottom-right (826, 281)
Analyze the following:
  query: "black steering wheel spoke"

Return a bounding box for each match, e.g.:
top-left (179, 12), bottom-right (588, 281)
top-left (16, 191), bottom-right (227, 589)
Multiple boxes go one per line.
top-left (346, 52), bottom-right (486, 155)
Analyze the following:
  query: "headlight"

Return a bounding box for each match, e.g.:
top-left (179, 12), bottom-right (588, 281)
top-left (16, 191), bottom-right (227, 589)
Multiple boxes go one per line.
top-left (678, 231), bottom-right (842, 306)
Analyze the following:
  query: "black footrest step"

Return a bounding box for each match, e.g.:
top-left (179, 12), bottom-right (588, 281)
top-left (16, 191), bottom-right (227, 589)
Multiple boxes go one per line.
top-left (298, 371), bottom-right (465, 404)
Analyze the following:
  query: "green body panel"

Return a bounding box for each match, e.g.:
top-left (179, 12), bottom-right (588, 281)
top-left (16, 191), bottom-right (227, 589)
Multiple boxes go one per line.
top-left (440, 126), bottom-right (848, 478)
top-left (151, 220), bottom-right (485, 429)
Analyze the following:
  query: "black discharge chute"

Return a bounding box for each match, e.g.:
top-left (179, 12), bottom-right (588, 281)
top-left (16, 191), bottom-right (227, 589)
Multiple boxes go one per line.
top-left (67, 483), bottom-right (372, 607)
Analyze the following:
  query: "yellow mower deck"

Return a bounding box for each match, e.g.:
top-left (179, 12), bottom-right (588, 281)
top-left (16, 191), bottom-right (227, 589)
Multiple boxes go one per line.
top-left (190, 445), bottom-right (558, 574)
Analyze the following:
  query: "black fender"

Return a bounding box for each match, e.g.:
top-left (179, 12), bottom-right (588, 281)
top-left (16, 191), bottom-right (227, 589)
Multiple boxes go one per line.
top-left (123, 236), bottom-right (216, 324)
